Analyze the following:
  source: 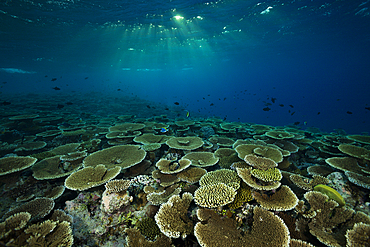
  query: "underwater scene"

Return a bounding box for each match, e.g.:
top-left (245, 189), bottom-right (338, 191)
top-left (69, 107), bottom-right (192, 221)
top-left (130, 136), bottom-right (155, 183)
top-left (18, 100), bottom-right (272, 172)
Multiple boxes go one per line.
top-left (1, 0), bottom-right (370, 246)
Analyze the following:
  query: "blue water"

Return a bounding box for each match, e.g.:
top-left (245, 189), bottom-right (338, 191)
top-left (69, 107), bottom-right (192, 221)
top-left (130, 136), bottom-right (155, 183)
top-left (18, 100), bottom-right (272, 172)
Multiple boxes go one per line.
top-left (1, 0), bottom-right (370, 133)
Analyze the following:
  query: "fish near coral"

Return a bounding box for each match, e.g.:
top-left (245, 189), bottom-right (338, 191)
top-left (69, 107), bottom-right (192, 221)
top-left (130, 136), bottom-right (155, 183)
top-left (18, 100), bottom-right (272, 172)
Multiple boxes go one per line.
top-left (314, 184), bottom-right (345, 207)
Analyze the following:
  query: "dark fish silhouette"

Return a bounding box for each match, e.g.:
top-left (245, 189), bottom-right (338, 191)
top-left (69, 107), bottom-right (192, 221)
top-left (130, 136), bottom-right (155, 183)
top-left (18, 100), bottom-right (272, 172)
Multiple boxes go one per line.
top-left (279, 104), bottom-right (284, 107)
top-left (293, 122), bottom-right (300, 125)
top-left (1, 101), bottom-right (11, 105)
top-left (52, 87), bottom-right (60, 90)
top-left (210, 103), bottom-right (214, 106)
top-left (291, 111), bottom-right (295, 116)
top-left (146, 105), bottom-right (151, 108)
top-left (66, 102), bottom-right (73, 105)
top-left (347, 111), bottom-right (353, 114)
top-left (289, 105), bottom-right (294, 108)
top-left (317, 112), bottom-right (321, 115)
top-left (2, 81), bottom-right (7, 84)
top-left (365, 107), bottom-right (370, 111)
top-left (165, 108), bottom-right (169, 110)
top-left (57, 104), bottom-right (64, 109)
top-left (117, 89), bottom-right (121, 91)
top-left (85, 77), bottom-right (89, 79)
top-left (174, 102), bottom-right (180, 105)
top-left (263, 107), bottom-right (271, 111)
top-left (51, 78), bottom-right (57, 81)
top-left (271, 97), bottom-right (276, 103)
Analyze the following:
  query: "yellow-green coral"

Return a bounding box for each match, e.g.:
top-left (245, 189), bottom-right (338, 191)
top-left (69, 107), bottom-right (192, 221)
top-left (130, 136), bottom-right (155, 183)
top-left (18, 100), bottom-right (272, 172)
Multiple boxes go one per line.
top-left (313, 184), bottom-right (345, 207)
top-left (136, 217), bottom-right (161, 241)
top-left (228, 182), bottom-right (253, 209)
top-left (250, 168), bottom-right (282, 182)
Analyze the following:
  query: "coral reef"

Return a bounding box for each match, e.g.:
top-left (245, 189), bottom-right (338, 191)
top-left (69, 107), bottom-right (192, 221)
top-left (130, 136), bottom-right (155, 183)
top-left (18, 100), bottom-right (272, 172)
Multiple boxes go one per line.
top-left (1, 98), bottom-right (370, 247)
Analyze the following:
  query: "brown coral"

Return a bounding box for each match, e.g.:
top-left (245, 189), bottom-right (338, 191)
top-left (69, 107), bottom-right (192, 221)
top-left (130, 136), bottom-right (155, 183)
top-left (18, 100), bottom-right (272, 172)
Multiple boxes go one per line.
top-left (156, 158), bottom-right (191, 174)
top-left (289, 174), bottom-right (329, 191)
top-left (236, 167), bottom-right (281, 191)
top-left (244, 154), bottom-right (278, 170)
top-left (152, 169), bottom-right (180, 187)
top-left (3, 197), bottom-right (54, 221)
top-left (214, 147), bottom-right (242, 169)
top-left (345, 222), bottom-right (370, 247)
top-left (24, 220), bottom-right (73, 247)
top-left (83, 145), bottom-right (146, 170)
top-left (302, 191), bottom-right (370, 247)
top-left (199, 169), bottom-right (240, 190)
top-left (0, 156), bottom-right (37, 176)
top-left (194, 206), bottom-right (290, 247)
top-left (125, 228), bottom-right (172, 247)
top-left (265, 130), bottom-right (295, 140)
top-left (146, 184), bottom-right (182, 206)
top-left (104, 179), bottom-right (132, 193)
top-left (194, 183), bottom-right (237, 208)
top-left (347, 135), bottom-right (370, 145)
top-left (32, 155), bottom-right (83, 180)
top-left (154, 193), bottom-right (193, 238)
top-left (345, 171), bottom-right (370, 189)
top-left (64, 164), bottom-right (121, 191)
top-left (166, 136), bottom-right (204, 150)
top-left (177, 167), bottom-right (207, 184)
top-left (182, 152), bottom-right (219, 167)
top-left (235, 144), bottom-right (283, 163)
top-left (338, 144), bottom-right (370, 160)
top-left (326, 157), bottom-right (370, 175)
top-left (250, 167), bottom-right (282, 182)
top-left (253, 185), bottom-right (299, 211)
top-left (109, 123), bottom-right (145, 132)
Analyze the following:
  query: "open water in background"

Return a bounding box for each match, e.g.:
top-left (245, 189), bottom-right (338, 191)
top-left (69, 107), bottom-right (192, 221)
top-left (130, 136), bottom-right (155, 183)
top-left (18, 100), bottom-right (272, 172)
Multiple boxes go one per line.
top-left (1, 0), bottom-right (370, 133)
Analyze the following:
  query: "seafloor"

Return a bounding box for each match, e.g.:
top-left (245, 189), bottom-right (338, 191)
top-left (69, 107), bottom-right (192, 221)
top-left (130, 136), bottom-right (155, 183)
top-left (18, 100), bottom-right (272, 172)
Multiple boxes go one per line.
top-left (1, 93), bottom-right (370, 247)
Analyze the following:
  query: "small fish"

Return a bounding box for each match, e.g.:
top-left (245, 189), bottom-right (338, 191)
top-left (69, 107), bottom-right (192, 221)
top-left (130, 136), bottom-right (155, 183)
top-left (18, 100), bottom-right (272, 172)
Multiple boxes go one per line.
top-left (289, 105), bottom-right (294, 108)
top-left (57, 104), bottom-right (64, 109)
top-left (365, 107), bottom-right (370, 111)
top-left (160, 127), bottom-right (168, 133)
top-left (263, 107), bottom-right (271, 111)
top-left (2, 81), bottom-right (7, 84)
top-left (117, 89), bottom-right (121, 91)
top-left (85, 77), bottom-right (89, 79)
top-left (293, 122), bottom-right (300, 125)
top-left (174, 102), bottom-right (180, 105)
top-left (165, 107), bottom-right (169, 110)
top-left (1, 101), bottom-right (11, 105)
top-left (291, 111), bottom-right (295, 116)
top-left (51, 78), bottom-right (57, 81)
top-left (52, 87), bottom-right (60, 90)
top-left (210, 103), bottom-right (214, 106)
top-left (317, 112), bottom-right (321, 115)
top-left (271, 97), bottom-right (276, 103)
top-left (279, 104), bottom-right (284, 107)
top-left (146, 105), bottom-right (151, 109)
top-left (66, 102), bottom-right (73, 105)
top-left (347, 111), bottom-right (353, 114)
top-left (186, 111), bottom-right (190, 118)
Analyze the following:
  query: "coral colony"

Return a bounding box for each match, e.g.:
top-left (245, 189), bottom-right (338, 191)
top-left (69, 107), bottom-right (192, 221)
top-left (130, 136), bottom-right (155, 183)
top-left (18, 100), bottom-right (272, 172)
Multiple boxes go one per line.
top-left (1, 95), bottom-right (370, 246)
